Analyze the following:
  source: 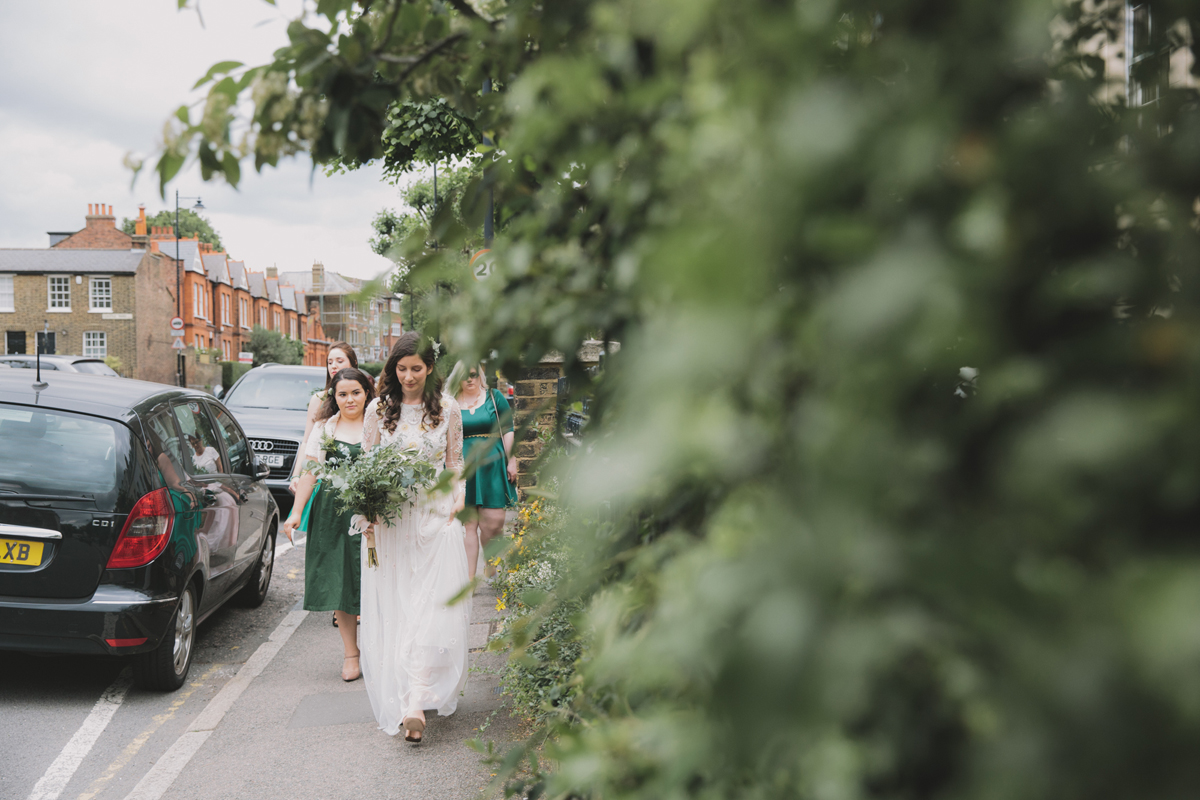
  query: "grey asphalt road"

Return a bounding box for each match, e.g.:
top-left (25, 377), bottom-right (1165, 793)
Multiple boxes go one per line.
top-left (0, 541), bottom-right (518, 800)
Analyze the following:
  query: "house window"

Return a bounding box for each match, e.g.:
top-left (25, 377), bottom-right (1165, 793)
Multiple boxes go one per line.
top-left (391, 322), bottom-right (402, 336)
top-left (89, 277), bottom-right (112, 312)
top-left (195, 334), bottom-right (203, 349)
top-left (289, 318), bottom-right (297, 339)
top-left (0, 275), bottom-right (13, 312)
top-left (274, 311), bottom-right (281, 330)
top-left (83, 331), bottom-right (106, 357)
top-left (48, 276), bottom-right (70, 310)
top-left (222, 339), bottom-right (230, 360)
top-left (239, 297), bottom-right (249, 328)
top-left (259, 307), bottom-right (267, 328)
top-left (221, 294), bottom-right (230, 325)
top-left (193, 285), bottom-right (200, 318)
top-left (390, 299), bottom-right (401, 313)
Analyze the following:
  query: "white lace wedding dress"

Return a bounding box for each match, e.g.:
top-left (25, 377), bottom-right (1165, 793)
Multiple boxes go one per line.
top-left (359, 395), bottom-right (470, 735)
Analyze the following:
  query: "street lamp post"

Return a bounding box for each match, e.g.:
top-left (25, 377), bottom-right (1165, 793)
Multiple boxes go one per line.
top-left (175, 190), bottom-right (205, 387)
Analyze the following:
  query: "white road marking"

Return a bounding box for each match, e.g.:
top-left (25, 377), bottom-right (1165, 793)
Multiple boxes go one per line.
top-left (75, 665), bottom-right (220, 800)
top-left (274, 533), bottom-right (305, 560)
top-left (26, 669), bottom-right (133, 800)
top-left (121, 607), bottom-right (309, 800)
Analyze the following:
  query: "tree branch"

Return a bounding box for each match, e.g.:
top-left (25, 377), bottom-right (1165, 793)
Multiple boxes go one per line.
top-left (377, 31), bottom-right (469, 81)
top-left (374, 0), bottom-right (405, 54)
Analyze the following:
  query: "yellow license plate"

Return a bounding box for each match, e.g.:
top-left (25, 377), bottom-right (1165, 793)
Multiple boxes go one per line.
top-left (0, 538), bottom-right (44, 565)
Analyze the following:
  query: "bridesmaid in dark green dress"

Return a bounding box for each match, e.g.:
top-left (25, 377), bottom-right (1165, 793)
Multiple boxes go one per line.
top-left (283, 367), bottom-right (375, 681)
top-left (450, 361), bottom-right (519, 582)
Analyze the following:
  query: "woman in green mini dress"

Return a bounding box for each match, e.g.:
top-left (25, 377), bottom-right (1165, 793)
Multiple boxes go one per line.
top-left (283, 367), bottom-right (374, 681)
top-left (450, 361), bottom-right (519, 582)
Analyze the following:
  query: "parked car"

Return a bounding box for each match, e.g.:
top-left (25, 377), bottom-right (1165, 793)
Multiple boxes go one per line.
top-left (0, 355), bottom-right (120, 376)
top-left (0, 371), bottom-right (279, 690)
top-left (218, 364), bottom-right (327, 510)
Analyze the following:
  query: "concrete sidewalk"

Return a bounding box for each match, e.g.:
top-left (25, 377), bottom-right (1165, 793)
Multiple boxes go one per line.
top-left (156, 555), bottom-right (518, 800)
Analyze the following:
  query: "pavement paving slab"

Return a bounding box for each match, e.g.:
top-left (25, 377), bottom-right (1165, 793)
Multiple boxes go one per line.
top-left (157, 582), bottom-right (519, 800)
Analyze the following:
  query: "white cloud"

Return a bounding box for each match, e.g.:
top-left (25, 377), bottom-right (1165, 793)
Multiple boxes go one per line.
top-left (0, 0), bottom-right (414, 280)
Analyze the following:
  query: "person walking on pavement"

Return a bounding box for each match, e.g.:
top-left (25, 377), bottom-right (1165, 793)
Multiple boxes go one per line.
top-left (357, 332), bottom-right (469, 743)
top-left (448, 360), bottom-right (518, 583)
top-left (289, 342), bottom-right (363, 496)
top-left (289, 342), bottom-right (363, 628)
top-left (282, 367), bottom-right (374, 682)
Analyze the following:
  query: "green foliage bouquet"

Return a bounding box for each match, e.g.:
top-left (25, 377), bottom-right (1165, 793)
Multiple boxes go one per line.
top-left (311, 435), bottom-right (440, 567)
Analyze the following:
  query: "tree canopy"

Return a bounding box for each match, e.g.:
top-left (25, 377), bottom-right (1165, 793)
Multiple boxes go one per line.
top-left (121, 208), bottom-right (224, 251)
top-left (162, 1), bottom-right (1200, 798)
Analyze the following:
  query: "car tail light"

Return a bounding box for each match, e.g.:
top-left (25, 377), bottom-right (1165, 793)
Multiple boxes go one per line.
top-left (106, 637), bottom-right (148, 647)
top-left (106, 488), bottom-right (174, 569)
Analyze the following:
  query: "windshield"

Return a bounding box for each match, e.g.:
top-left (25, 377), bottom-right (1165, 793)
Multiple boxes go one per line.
top-left (0, 405), bottom-right (123, 494)
top-left (223, 371), bottom-right (323, 411)
top-left (71, 360), bottom-right (119, 376)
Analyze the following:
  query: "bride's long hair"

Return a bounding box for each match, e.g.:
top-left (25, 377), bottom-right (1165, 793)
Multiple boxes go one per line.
top-left (376, 332), bottom-right (443, 433)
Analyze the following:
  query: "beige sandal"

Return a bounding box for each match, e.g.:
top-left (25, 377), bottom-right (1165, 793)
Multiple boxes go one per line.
top-left (342, 655), bottom-right (361, 682)
top-left (402, 714), bottom-right (425, 743)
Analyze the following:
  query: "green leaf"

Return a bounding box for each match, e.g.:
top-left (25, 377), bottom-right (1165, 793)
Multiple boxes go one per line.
top-left (174, 105), bottom-right (191, 125)
top-left (221, 150), bottom-right (241, 187)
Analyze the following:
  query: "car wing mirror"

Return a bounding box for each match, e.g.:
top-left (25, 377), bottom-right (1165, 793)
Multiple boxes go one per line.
top-left (253, 455), bottom-right (272, 480)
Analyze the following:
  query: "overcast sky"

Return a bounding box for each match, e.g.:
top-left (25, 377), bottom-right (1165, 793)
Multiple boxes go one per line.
top-left (0, 0), bottom-right (410, 281)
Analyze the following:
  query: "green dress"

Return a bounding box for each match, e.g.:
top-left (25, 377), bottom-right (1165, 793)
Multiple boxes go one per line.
top-left (303, 440), bottom-right (362, 614)
top-left (462, 390), bottom-right (519, 508)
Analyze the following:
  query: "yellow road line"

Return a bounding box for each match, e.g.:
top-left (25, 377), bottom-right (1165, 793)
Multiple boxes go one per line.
top-left (75, 664), bottom-right (222, 800)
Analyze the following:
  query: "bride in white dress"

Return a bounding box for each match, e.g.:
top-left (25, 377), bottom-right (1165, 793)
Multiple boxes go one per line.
top-left (357, 333), bottom-right (469, 743)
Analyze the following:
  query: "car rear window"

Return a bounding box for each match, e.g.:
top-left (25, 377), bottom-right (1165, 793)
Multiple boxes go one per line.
top-left (0, 404), bottom-right (122, 494)
top-left (72, 360), bottom-right (119, 376)
top-left (223, 371), bottom-right (323, 411)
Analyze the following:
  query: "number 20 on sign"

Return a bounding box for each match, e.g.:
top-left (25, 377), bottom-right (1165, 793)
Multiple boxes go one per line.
top-left (470, 249), bottom-right (495, 281)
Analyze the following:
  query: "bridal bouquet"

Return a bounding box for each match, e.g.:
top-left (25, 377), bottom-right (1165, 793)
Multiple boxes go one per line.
top-left (313, 439), bottom-right (441, 567)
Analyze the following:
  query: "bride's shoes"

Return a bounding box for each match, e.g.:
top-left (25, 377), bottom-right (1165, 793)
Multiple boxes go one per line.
top-left (342, 654), bottom-right (361, 682)
top-left (402, 710), bottom-right (426, 743)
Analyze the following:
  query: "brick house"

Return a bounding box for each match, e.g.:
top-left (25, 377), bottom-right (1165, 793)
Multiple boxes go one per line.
top-left (0, 204), bottom-right (178, 382)
top-left (300, 295), bottom-right (332, 367)
top-left (280, 284), bottom-right (299, 341)
top-left (203, 250), bottom-right (236, 361)
top-left (280, 262), bottom-right (386, 360)
top-left (228, 259), bottom-right (253, 357)
top-left (249, 272), bottom-right (270, 332)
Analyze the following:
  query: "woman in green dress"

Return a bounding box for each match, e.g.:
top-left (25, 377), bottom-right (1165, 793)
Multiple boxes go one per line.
top-left (450, 361), bottom-right (518, 582)
top-left (283, 367), bottom-right (374, 681)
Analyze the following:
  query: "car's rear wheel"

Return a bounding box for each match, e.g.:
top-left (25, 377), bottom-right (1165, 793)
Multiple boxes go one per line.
top-left (134, 582), bottom-right (196, 691)
top-left (235, 525), bottom-right (275, 608)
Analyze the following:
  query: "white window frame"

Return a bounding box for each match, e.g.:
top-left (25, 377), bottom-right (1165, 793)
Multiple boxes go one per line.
top-left (89, 276), bottom-right (112, 312)
top-left (239, 297), bottom-right (250, 329)
top-left (274, 310), bottom-right (281, 331)
top-left (289, 318), bottom-right (297, 339)
top-left (82, 331), bottom-right (107, 357)
top-left (221, 293), bottom-right (230, 325)
top-left (47, 275), bottom-right (71, 311)
top-left (0, 274), bottom-right (13, 313)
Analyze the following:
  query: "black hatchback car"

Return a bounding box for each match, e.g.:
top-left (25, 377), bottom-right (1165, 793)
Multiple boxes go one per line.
top-left (0, 371), bottom-right (279, 690)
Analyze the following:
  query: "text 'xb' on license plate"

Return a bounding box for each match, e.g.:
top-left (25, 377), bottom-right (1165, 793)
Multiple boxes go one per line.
top-left (262, 454), bottom-right (284, 468)
top-left (0, 538), bottom-right (45, 565)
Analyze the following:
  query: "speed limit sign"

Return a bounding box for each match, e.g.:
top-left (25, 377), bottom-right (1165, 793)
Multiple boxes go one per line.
top-left (469, 249), bottom-right (495, 281)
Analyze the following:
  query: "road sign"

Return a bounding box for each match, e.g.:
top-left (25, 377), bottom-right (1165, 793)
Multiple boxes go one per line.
top-left (170, 316), bottom-right (184, 331)
top-left (171, 329), bottom-right (184, 337)
top-left (469, 249), bottom-right (495, 281)
top-left (238, 352), bottom-right (253, 364)
top-left (171, 338), bottom-right (186, 350)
